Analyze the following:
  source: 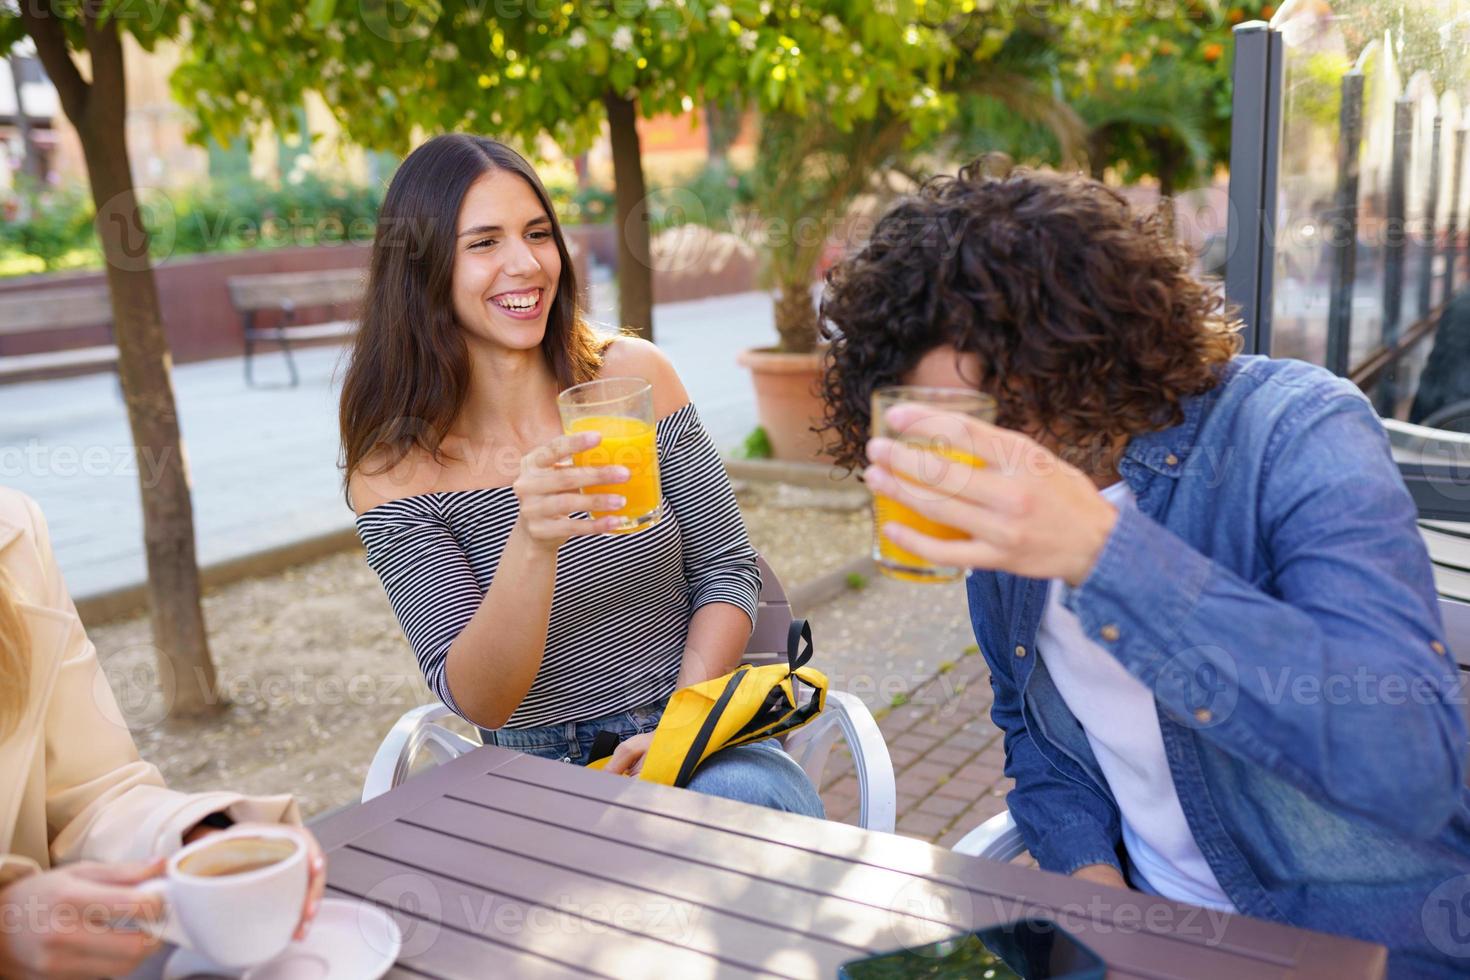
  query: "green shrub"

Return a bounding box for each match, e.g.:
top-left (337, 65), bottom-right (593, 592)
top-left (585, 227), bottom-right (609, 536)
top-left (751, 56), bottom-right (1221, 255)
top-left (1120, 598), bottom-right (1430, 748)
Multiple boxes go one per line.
top-left (647, 164), bottom-right (753, 235)
top-left (737, 426), bottom-right (773, 460)
top-left (0, 181), bottom-right (94, 271)
top-left (0, 162), bottom-right (751, 277)
top-left (161, 175), bottom-right (384, 256)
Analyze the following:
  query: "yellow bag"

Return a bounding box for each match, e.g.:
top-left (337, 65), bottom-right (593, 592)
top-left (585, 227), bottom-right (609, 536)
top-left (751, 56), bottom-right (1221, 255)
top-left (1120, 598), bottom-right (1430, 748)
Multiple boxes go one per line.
top-left (589, 620), bottom-right (827, 787)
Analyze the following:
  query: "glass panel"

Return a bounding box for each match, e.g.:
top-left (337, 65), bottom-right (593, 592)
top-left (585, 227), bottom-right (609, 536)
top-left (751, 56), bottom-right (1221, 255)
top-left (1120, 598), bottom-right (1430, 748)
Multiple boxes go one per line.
top-left (1262, 0), bottom-right (1470, 423)
top-left (1350, 36), bottom-right (1396, 366)
top-left (1404, 72), bottom-right (1439, 327)
top-left (1455, 118), bottom-right (1470, 295)
top-left (1435, 93), bottom-right (1460, 237)
top-left (1268, 0), bottom-right (1353, 365)
top-left (1379, 76), bottom-right (1460, 418)
top-left (1428, 92), bottom-right (1462, 318)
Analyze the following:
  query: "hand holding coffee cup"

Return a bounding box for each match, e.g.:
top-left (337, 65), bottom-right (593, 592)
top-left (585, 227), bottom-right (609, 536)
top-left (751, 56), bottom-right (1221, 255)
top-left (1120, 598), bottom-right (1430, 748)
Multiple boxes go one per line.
top-left (0, 859), bottom-right (166, 979)
top-left (140, 825), bottom-right (323, 969)
top-left (185, 821), bottom-right (327, 942)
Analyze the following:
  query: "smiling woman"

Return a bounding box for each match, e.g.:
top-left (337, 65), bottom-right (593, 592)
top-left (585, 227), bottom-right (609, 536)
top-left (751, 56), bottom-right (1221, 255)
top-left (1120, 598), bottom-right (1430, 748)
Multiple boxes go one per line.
top-left (337, 135), bottom-right (824, 820)
top-left (339, 135), bottom-right (601, 483)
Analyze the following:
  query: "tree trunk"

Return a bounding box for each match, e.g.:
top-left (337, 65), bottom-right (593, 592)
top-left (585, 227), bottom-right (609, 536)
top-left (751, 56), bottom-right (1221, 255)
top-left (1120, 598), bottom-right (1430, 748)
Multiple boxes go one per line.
top-left (1087, 128), bottom-right (1110, 182)
top-left (773, 278), bottom-right (817, 354)
top-left (603, 91), bottom-right (654, 341)
top-left (23, 7), bottom-right (220, 718)
top-left (1151, 136), bottom-right (1179, 240)
top-left (706, 99), bottom-right (741, 168)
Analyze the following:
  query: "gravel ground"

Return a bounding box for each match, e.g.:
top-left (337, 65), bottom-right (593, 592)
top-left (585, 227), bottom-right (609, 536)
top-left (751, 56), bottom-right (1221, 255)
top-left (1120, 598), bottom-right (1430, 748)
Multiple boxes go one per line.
top-left (89, 483), bottom-right (889, 820)
top-left (805, 573), bottom-right (977, 716)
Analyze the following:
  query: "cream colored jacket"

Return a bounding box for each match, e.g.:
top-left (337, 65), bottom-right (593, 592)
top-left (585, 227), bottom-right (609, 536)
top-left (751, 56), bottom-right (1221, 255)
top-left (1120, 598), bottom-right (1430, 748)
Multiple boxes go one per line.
top-left (0, 487), bottom-right (298, 887)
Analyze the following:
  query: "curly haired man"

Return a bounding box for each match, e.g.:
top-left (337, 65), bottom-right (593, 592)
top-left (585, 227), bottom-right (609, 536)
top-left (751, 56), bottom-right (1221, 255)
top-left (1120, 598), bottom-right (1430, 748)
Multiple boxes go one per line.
top-left (820, 164), bottom-right (1469, 978)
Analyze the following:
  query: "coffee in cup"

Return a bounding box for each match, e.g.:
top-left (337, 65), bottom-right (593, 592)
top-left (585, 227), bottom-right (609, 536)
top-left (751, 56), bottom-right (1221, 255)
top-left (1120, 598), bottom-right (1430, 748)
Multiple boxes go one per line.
top-left (176, 834), bottom-right (297, 878)
top-left (141, 827), bottom-right (308, 968)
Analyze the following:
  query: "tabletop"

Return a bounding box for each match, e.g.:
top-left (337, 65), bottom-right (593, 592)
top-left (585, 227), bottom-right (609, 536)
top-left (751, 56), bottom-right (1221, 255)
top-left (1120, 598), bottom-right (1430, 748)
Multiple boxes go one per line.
top-left (134, 743), bottom-right (1388, 979)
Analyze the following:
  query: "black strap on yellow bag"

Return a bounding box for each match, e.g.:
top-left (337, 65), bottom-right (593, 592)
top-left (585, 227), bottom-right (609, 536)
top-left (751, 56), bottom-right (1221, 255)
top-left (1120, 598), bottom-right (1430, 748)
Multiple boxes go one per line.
top-left (589, 620), bottom-right (828, 787)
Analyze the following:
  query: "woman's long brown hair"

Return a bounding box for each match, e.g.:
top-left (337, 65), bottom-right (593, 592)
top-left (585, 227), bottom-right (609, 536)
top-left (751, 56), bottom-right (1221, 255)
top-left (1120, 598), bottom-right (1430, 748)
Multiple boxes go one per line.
top-left (0, 569), bottom-right (29, 736)
top-left (339, 134), bottom-right (604, 493)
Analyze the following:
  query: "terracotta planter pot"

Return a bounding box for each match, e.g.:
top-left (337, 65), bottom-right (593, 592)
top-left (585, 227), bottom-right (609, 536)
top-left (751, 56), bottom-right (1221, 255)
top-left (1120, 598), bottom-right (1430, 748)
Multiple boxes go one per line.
top-left (737, 347), bottom-right (834, 463)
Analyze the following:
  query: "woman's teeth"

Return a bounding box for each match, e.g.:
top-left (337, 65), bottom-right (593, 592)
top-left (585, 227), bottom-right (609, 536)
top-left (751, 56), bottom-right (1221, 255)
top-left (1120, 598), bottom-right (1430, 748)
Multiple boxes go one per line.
top-left (494, 291), bottom-right (539, 311)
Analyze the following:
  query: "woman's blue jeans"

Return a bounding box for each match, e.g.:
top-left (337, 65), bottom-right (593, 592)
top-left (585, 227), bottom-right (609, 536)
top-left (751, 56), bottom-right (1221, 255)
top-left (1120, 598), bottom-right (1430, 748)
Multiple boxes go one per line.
top-left (481, 700), bottom-right (825, 818)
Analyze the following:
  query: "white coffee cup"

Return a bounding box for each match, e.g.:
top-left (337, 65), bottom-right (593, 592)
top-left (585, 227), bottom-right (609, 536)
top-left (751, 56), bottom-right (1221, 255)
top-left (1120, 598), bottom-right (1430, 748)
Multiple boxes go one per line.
top-left (140, 827), bottom-right (307, 968)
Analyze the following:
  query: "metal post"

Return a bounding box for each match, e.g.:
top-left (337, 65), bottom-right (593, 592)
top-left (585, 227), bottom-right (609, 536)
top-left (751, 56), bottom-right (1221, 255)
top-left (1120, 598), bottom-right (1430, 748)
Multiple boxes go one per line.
top-left (1445, 127), bottom-right (1466, 305)
top-left (1380, 98), bottom-right (1413, 414)
top-left (1224, 22), bottom-right (1285, 355)
top-left (1327, 72), bottom-right (1364, 378)
top-left (1420, 114), bottom-right (1443, 318)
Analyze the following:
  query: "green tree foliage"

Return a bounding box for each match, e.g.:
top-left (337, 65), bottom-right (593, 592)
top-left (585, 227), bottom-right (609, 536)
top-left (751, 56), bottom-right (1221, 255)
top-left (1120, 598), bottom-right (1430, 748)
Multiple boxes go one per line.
top-left (175, 0), bottom-right (955, 340)
top-left (1070, 3), bottom-right (1275, 201)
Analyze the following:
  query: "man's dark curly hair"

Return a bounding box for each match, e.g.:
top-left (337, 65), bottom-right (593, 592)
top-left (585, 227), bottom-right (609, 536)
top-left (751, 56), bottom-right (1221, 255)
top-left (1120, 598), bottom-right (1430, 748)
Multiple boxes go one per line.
top-left (818, 164), bottom-right (1241, 471)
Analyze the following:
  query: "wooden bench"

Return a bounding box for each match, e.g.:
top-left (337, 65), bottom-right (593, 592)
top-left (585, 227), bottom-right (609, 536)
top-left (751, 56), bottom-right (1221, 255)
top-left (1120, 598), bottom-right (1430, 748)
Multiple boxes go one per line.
top-left (0, 286), bottom-right (116, 384)
top-left (226, 268), bottom-right (363, 387)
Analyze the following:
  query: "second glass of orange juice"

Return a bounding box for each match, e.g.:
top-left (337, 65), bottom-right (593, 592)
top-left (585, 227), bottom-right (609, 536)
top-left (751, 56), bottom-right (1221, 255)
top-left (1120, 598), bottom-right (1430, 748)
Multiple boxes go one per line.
top-left (871, 385), bottom-right (996, 583)
top-left (557, 377), bottom-right (665, 534)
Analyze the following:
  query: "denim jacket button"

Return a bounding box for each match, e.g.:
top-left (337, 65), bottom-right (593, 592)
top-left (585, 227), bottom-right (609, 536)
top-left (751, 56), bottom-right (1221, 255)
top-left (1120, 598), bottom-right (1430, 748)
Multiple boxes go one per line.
top-left (1014, 644), bottom-right (1028, 658)
top-left (1100, 624), bottom-right (1121, 643)
top-left (1432, 640), bottom-right (1448, 656)
top-left (1194, 707), bottom-right (1213, 724)
top-left (1165, 453), bottom-right (1180, 467)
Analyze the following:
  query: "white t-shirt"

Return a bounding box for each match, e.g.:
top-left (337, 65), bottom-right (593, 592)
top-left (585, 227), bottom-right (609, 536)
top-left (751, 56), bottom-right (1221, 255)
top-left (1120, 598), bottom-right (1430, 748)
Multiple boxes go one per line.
top-left (1035, 481), bottom-right (1237, 913)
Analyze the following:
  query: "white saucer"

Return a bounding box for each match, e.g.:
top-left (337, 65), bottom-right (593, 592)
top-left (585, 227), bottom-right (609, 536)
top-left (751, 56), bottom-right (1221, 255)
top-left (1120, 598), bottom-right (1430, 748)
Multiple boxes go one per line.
top-left (163, 897), bottom-right (402, 980)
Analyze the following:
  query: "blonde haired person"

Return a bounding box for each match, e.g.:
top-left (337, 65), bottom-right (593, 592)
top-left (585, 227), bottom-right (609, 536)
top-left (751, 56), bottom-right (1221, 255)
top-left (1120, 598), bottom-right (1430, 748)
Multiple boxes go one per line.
top-left (0, 487), bottom-right (326, 979)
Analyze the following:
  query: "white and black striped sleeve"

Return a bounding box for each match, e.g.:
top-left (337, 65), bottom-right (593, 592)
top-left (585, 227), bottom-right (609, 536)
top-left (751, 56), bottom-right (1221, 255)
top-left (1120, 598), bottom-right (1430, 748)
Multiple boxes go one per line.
top-left (355, 495), bottom-right (478, 718)
top-left (659, 403), bottom-right (762, 632)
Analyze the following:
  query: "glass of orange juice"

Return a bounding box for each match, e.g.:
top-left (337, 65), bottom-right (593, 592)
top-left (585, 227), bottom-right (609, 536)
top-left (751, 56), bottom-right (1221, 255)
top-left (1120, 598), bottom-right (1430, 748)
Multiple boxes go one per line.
top-left (556, 377), bottom-right (666, 535)
top-left (871, 385), bottom-right (996, 583)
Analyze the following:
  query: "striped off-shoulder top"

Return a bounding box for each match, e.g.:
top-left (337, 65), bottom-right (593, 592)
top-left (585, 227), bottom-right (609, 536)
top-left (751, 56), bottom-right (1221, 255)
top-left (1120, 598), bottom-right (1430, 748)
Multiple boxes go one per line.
top-left (355, 402), bottom-right (761, 729)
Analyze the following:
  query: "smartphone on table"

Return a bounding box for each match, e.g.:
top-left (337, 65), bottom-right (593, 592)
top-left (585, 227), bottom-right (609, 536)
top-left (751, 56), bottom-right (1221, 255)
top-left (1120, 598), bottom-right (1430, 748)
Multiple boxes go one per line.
top-left (838, 917), bottom-right (1106, 979)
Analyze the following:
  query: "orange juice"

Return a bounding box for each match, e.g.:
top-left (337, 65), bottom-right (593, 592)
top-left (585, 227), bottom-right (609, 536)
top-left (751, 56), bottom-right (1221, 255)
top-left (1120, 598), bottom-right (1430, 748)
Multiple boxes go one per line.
top-left (873, 444), bottom-right (984, 582)
top-left (567, 414), bottom-right (662, 533)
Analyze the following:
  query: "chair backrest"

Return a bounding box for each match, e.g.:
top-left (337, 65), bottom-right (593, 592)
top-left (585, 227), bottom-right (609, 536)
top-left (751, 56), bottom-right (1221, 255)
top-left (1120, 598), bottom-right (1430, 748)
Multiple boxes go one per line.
top-left (1383, 417), bottom-right (1470, 462)
top-left (226, 268), bottom-right (364, 312)
top-left (0, 286), bottom-right (111, 336)
top-left (742, 555), bottom-right (796, 668)
top-left (1383, 417), bottom-right (1470, 594)
top-left (1442, 594), bottom-right (1470, 669)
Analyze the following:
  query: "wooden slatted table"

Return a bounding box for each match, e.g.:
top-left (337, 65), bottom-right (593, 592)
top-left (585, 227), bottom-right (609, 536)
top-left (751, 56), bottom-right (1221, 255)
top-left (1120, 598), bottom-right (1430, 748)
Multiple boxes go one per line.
top-left (134, 744), bottom-right (1387, 979)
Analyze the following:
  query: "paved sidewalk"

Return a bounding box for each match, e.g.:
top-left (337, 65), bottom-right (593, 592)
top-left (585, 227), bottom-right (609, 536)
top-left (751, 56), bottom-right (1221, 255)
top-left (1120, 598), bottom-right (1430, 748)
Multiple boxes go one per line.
top-left (0, 290), bottom-right (779, 601)
top-left (819, 645), bottom-right (1015, 848)
top-left (790, 566), bottom-right (1019, 851)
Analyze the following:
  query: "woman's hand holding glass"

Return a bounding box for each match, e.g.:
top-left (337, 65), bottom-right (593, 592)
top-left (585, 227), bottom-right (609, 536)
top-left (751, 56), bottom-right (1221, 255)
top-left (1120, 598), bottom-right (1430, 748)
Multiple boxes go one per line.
top-left (512, 432), bottom-right (631, 551)
top-left (864, 404), bottom-right (1119, 587)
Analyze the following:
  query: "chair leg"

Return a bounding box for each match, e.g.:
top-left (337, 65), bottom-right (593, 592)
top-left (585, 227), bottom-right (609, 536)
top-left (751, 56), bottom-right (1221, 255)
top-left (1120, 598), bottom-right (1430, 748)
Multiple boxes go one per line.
top-left (782, 690), bottom-right (897, 833)
top-left (279, 327), bottom-right (300, 387)
top-left (243, 312), bottom-right (256, 387)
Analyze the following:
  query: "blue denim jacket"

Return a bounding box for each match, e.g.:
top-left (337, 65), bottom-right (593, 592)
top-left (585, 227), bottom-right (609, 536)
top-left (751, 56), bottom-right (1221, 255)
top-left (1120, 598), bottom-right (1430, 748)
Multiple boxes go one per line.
top-left (966, 356), bottom-right (1470, 977)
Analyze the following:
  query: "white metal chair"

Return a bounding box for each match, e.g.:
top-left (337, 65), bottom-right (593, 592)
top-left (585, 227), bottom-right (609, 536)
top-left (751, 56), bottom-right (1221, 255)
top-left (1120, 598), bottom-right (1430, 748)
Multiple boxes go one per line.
top-left (1384, 418), bottom-right (1470, 614)
top-left (952, 810), bottom-right (1026, 860)
top-left (952, 423), bottom-right (1470, 862)
top-left (362, 556), bottom-right (898, 832)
